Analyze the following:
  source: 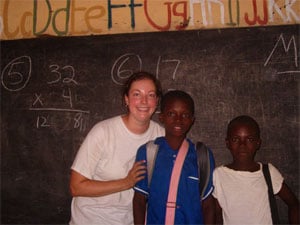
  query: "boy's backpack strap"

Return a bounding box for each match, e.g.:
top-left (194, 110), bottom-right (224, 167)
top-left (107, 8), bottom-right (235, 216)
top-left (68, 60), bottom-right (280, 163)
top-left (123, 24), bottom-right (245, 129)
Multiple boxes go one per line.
top-left (146, 140), bottom-right (159, 187)
top-left (196, 142), bottom-right (213, 199)
top-left (165, 139), bottom-right (189, 225)
top-left (146, 140), bottom-right (215, 199)
top-left (262, 163), bottom-right (280, 224)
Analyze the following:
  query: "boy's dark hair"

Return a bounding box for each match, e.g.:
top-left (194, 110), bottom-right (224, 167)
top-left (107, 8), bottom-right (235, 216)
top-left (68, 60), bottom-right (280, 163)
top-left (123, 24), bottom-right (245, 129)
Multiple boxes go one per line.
top-left (160, 90), bottom-right (195, 115)
top-left (122, 71), bottom-right (162, 98)
top-left (227, 115), bottom-right (260, 138)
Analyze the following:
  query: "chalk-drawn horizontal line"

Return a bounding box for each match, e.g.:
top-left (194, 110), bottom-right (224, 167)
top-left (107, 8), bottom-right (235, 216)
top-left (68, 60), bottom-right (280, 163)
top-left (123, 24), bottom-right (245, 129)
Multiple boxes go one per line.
top-left (276, 71), bottom-right (300, 75)
top-left (29, 107), bottom-right (90, 114)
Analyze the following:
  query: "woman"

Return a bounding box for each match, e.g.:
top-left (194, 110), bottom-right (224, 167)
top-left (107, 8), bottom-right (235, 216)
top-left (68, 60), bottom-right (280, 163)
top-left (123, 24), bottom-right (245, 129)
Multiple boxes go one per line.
top-left (69, 71), bottom-right (165, 225)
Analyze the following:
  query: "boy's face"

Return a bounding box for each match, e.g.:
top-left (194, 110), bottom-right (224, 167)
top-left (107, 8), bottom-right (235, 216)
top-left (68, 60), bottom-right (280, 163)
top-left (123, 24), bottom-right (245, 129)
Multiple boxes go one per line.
top-left (226, 123), bottom-right (261, 162)
top-left (159, 99), bottom-right (194, 138)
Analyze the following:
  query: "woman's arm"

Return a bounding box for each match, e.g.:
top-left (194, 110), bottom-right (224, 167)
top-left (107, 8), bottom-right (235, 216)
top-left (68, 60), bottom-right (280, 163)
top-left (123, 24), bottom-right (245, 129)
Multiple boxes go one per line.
top-left (69, 160), bottom-right (146, 197)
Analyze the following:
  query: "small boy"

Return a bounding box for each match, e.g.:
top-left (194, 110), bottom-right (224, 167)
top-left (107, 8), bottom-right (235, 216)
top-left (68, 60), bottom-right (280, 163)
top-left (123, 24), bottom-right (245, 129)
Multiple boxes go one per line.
top-left (213, 115), bottom-right (299, 224)
top-left (133, 90), bottom-right (215, 225)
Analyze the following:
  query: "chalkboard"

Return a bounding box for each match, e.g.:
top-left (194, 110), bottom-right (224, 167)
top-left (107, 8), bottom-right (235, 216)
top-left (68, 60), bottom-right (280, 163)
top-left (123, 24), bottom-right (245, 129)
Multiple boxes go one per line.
top-left (1, 25), bottom-right (299, 224)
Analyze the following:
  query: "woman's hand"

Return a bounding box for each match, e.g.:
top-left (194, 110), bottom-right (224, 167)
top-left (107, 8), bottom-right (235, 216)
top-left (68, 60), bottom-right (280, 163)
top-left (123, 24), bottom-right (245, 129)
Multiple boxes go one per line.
top-left (125, 160), bottom-right (147, 188)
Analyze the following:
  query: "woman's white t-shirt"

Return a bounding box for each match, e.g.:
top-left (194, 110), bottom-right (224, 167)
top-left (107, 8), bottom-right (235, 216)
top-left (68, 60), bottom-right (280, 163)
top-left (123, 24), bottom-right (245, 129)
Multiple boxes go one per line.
top-left (213, 163), bottom-right (283, 225)
top-left (70, 115), bottom-right (164, 225)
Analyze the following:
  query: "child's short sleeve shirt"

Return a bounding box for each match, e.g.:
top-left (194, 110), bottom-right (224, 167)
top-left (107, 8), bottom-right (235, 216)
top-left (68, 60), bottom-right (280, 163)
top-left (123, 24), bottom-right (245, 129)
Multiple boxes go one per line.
top-left (213, 163), bottom-right (284, 225)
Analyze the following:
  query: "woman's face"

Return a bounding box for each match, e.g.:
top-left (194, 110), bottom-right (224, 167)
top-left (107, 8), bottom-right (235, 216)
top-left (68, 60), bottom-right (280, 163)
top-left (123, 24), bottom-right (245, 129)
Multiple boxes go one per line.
top-left (124, 78), bottom-right (158, 123)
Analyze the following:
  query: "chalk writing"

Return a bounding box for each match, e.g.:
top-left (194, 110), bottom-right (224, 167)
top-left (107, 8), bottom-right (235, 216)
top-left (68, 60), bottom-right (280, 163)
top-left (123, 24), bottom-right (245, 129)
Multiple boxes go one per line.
top-left (74, 112), bottom-right (88, 131)
top-left (36, 115), bottom-right (51, 128)
top-left (29, 107), bottom-right (89, 114)
top-left (30, 87), bottom-right (89, 131)
top-left (0, 55), bottom-right (91, 131)
top-left (1, 55), bottom-right (32, 91)
top-left (111, 53), bottom-right (182, 84)
top-left (62, 88), bottom-right (73, 108)
top-left (156, 56), bottom-right (181, 80)
top-left (31, 108), bottom-right (89, 131)
top-left (111, 53), bottom-right (142, 85)
top-left (47, 64), bottom-right (78, 85)
top-left (264, 33), bottom-right (300, 74)
top-left (32, 93), bottom-right (44, 106)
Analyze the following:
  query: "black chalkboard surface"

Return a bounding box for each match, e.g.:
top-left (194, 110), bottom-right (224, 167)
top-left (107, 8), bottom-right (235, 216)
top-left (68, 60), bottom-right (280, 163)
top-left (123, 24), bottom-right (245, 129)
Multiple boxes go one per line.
top-left (1, 25), bottom-right (299, 224)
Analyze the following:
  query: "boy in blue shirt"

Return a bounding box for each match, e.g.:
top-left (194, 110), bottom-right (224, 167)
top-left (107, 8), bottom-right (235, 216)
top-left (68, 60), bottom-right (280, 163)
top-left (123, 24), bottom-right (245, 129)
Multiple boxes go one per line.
top-left (133, 90), bottom-right (215, 225)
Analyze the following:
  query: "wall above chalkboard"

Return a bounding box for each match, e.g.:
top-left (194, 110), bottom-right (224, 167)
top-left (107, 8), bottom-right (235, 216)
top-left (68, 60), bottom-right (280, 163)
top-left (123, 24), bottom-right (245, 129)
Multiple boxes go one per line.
top-left (1, 25), bottom-right (299, 224)
top-left (1, 0), bottom-right (299, 40)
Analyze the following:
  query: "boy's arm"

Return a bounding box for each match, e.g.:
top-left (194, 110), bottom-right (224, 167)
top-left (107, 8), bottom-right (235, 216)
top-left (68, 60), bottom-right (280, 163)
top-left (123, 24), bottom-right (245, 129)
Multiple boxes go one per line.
top-left (277, 182), bottom-right (300, 224)
top-left (133, 191), bottom-right (147, 225)
top-left (133, 144), bottom-right (149, 225)
top-left (213, 196), bottom-right (223, 225)
top-left (201, 147), bottom-right (216, 224)
top-left (202, 194), bottom-right (215, 224)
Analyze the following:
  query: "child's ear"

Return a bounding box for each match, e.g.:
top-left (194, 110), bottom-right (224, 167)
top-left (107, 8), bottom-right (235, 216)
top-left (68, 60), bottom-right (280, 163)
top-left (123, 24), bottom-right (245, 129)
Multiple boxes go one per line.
top-left (225, 138), bottom-right (230, 149)
top-left (256, 138), bottom-right (262, 150)
top-left (159, 113), bottom-right (164, 123)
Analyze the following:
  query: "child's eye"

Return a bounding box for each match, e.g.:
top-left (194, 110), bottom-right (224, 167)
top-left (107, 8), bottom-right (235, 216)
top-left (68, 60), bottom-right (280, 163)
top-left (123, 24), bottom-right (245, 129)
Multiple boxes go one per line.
top-left (230, 137), bottom-right (239, 143)
top-left (182, 113), bottom-right (192, 119)
top-left (247, 137), bottom-right (256, 142)
top-left (166, 112), bottom-right (176, 117)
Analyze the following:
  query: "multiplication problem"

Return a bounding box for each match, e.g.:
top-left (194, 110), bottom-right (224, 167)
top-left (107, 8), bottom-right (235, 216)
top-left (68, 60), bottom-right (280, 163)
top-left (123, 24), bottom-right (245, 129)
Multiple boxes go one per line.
top-left (31, 61), bottom-right (89, 132)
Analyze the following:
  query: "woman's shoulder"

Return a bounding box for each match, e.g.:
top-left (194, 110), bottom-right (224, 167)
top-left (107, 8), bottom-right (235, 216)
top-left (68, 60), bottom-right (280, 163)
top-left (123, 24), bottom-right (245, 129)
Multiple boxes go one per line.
top-left (93, 115), bottom-right (121, 126)
top-left (88, 115), bottom-right (122, 134)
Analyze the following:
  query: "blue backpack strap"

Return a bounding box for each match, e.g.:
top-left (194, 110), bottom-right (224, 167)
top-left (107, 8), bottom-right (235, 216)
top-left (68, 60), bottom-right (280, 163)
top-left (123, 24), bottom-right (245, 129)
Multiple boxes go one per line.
top-left (146, 140), bottom-right (159, 188)
top-left (196, 142), bottom-right (215, 199)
